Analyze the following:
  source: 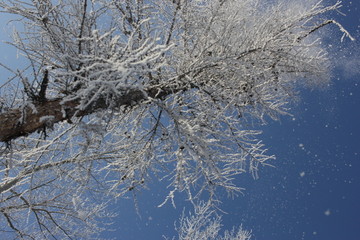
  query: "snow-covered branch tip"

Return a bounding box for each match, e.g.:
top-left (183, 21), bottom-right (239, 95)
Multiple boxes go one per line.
top-left (175, 201), bottom-right (252, 240)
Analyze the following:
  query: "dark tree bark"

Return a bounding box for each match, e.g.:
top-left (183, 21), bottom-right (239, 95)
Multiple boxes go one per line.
top-left (0, 98), bottom-right (78, 142)
top-left (0, 86), bottom-right (175, 142)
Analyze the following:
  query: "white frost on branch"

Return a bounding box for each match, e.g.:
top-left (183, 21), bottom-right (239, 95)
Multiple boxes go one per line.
top-left (174, 201), bottom-right (252, 240)
top-left (39, 115), bottom-right (55, 123)
top-left (0, 0), bottom-right (354, 239)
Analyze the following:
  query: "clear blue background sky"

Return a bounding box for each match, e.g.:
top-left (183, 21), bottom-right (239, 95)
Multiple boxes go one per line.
top-left (0, 1), bottom-right (359, 239)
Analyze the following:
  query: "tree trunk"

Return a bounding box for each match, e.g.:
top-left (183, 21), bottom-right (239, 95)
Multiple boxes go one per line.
top-left (0, 86), bottom-right (174, 142)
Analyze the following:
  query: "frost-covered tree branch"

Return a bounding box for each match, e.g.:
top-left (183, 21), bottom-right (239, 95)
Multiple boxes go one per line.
top-left (173, 201), bottom-right (252, 240)
top-left (0, 0), bottom-right (353, 238)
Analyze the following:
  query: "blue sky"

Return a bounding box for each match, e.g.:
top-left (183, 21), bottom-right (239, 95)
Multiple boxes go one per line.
top-left (0, 1), bottom-right (359, 239)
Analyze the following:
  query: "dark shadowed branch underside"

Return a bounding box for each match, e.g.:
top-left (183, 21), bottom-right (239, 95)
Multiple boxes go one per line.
top-left (0, 85), bottom-right (174, 142)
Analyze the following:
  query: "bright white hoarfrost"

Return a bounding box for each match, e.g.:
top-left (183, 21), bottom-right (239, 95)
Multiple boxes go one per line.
top-left (174, 201), bottom-right (252, 240)
top-left (0, 0), bottom-right (353, 239)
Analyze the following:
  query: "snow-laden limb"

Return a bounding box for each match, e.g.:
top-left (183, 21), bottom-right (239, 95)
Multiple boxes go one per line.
top-left (0, 0), bottom-right (354, 238)
top-left (173, 201), bottom-right (252, 240)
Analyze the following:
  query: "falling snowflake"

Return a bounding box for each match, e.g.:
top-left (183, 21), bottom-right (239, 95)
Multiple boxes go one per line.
top-left (324, 209), bottom-right (331, 216)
